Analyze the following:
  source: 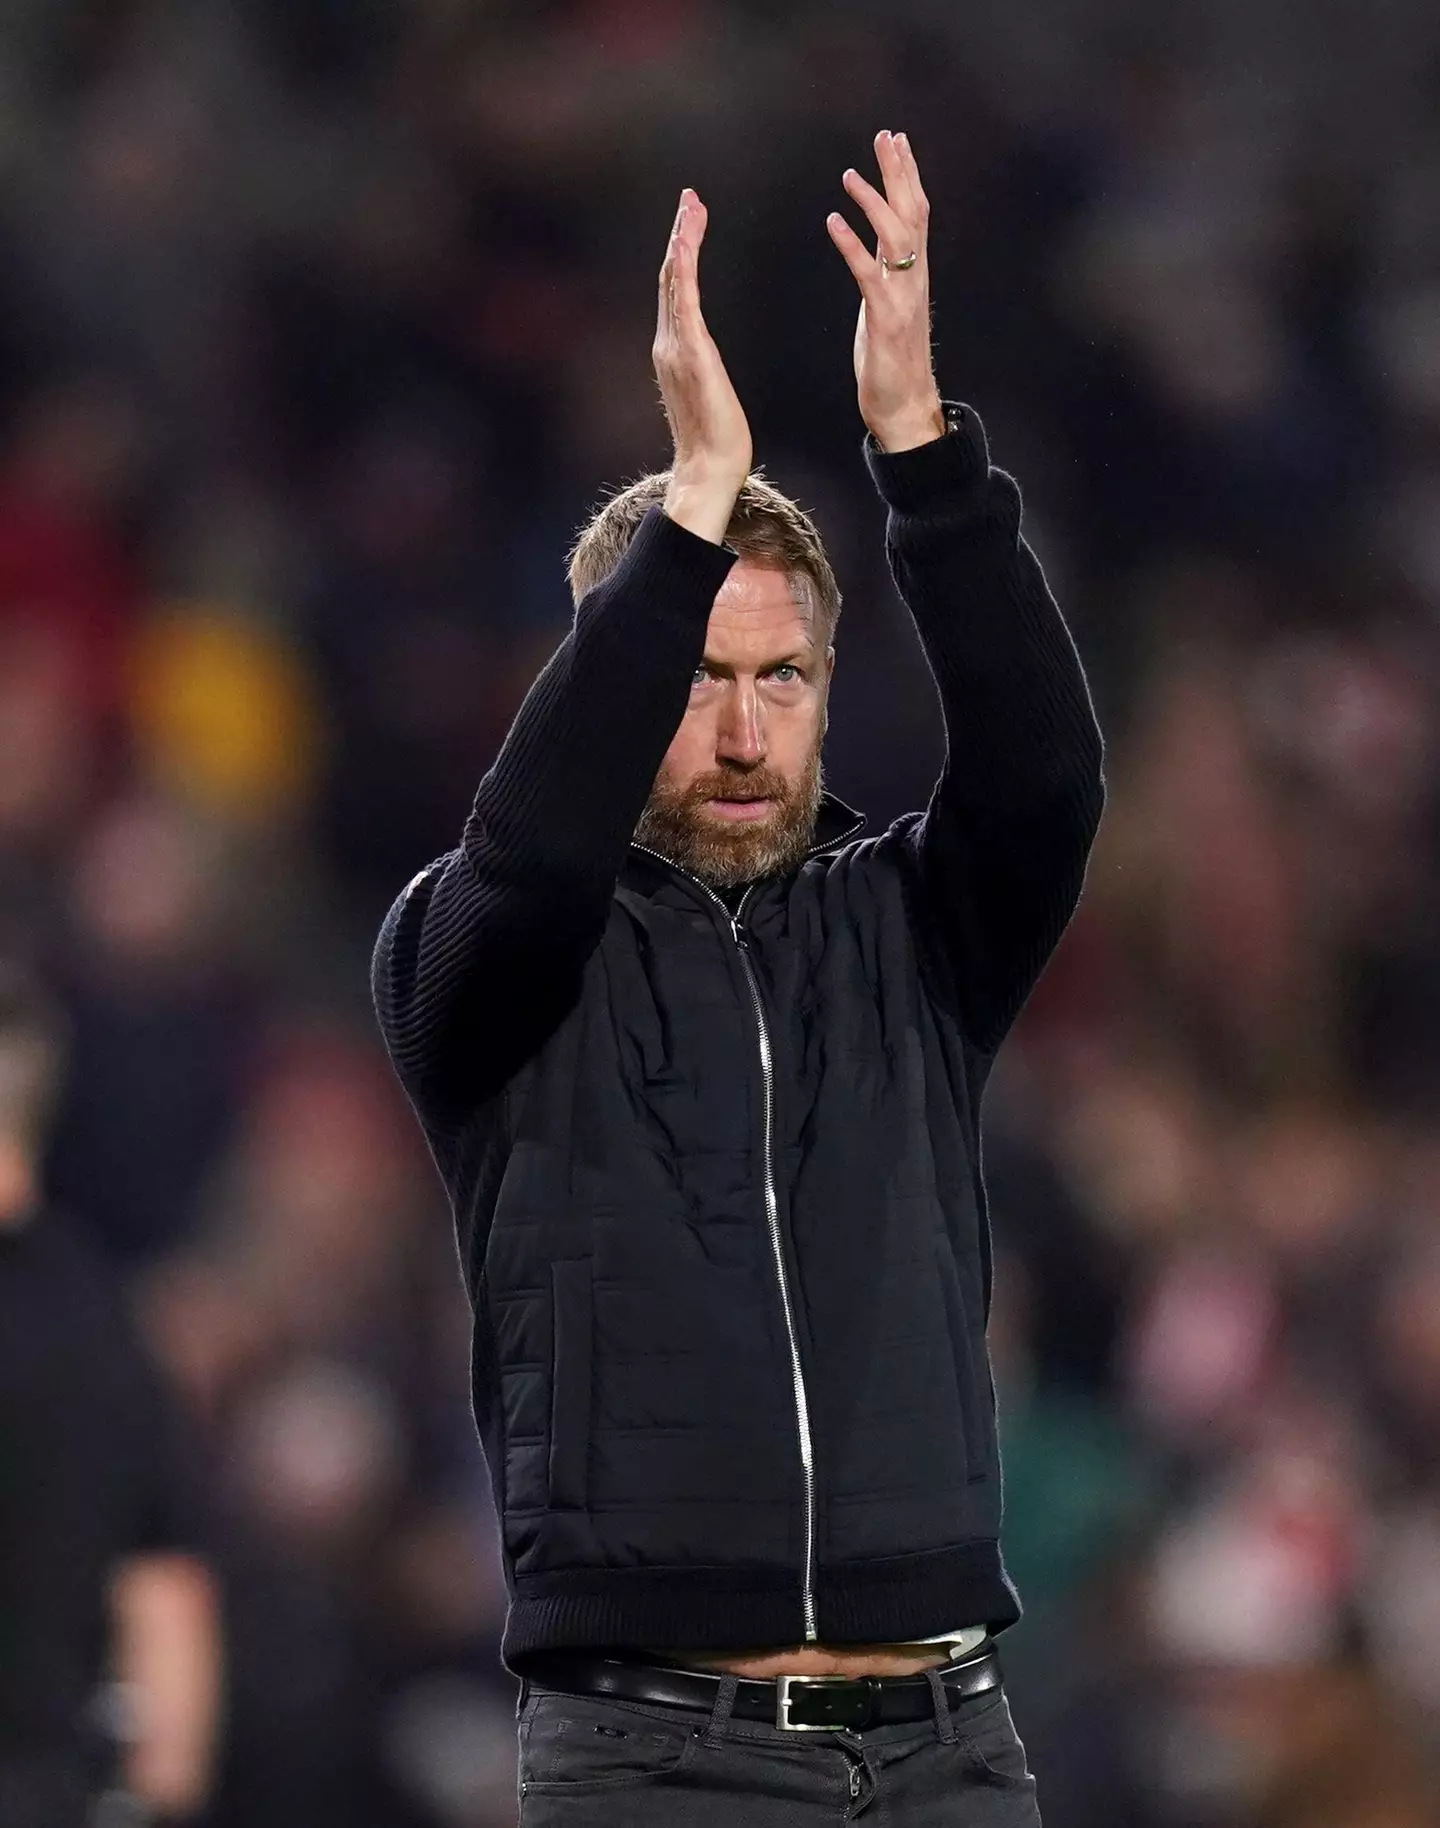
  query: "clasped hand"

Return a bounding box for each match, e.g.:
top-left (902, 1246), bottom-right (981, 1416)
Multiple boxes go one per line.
top-left (655, 130), bottom-right (943, 545)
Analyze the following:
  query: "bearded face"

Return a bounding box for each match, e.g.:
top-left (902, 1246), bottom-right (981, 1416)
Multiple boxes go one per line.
top-left (632, 560), bottom-right (832, 891)
top-left (634, 744), bottom-right (825, 889)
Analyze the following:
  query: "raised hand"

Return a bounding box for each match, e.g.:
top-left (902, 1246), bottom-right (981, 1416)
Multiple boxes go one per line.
top-left (654, 189), bottom-right (753, 545)
top-left (826, 131), bottom-right (945, 453)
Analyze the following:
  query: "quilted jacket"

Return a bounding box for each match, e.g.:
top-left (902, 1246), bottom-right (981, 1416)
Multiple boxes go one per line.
top-left (373, 406), bottom-right (1105, 1672)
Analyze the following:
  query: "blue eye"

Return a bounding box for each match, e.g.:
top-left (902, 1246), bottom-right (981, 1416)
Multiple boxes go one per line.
top-left (691, 665), bottom-right (709, 686)
top-left (771, 663), bottom-right (800, 683)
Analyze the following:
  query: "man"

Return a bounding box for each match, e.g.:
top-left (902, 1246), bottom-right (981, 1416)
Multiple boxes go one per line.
top-left (0, 967), bottom-right (222, 1827)
top-left (374, 132), bottom-right (1103, 1822)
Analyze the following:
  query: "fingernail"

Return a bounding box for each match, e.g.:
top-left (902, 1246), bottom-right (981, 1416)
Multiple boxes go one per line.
top-left (897, 132), bottom-right (909, 150)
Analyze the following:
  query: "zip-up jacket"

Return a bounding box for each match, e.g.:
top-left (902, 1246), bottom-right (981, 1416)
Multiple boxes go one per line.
top-left (372, 405), bottom-right (1105, 1673)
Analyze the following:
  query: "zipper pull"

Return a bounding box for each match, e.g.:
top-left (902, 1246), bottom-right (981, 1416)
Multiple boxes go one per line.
top-left (731, 916), bottom-right (748, 949)
top-left (849, 1763), bottom-right (863, 1799)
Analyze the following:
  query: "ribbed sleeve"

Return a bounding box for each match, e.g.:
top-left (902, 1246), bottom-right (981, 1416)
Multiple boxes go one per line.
top-left (372, 505), bottom-right (736, 1124)
top-left (864, 404), bottom-right (1106, 1051)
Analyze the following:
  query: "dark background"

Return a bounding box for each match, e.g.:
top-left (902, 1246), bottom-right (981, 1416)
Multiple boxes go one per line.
top-left (2, 1), bottom-right (1439, 1822)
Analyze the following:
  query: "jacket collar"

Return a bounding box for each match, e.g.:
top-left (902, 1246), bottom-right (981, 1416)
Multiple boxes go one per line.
top-left (805, 791), bottom-right (867, 856)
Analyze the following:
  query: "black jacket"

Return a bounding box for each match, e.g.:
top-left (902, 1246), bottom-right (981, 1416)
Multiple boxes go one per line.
top-left (373, 407), bottom-right (1105, 1672)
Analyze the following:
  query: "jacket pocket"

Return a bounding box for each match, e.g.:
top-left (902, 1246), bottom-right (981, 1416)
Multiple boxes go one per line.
top-left (934, 1238), bottom-right (989, 1484)
top-left (547, 1260), bottom-right (593, 1509)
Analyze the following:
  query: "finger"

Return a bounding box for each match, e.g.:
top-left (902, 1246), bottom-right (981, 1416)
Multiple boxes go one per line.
top-left (657, 192), bottom-right (687, 336)
top-left (894, 131), bottom-right (930, 220)
top-left (681, 190), bottom-right (709, 273)
top-left (661, 189), bottom-right (690, 272)
top-left (842, 166), bottom-right (916, 265)
top-left (874, 129), bottom-right (914, 220)
top-left (826, 210), bottom-right (877, 292)
top-left (671, 195), bottom-right (711, 335)
top-left (878, 128), bottom-right (924, 228)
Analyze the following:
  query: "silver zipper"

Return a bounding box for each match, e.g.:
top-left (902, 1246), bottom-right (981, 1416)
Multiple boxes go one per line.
top-left (729, 893), bottom-right (819, 1642)
top-left (631, 846), bottom-right (819, 1641)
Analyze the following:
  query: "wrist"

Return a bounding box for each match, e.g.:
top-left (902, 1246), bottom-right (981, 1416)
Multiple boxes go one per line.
top-left (871, 396), bottom-right (947, 454)
top-left (663, 468), bottom-right (746, 546)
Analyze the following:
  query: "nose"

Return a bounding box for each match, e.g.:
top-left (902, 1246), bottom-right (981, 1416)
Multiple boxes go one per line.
top-left (716, 679), bottom-right (765, 767)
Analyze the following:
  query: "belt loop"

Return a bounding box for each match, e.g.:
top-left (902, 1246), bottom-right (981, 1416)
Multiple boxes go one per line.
top-left (925, 1668), bottom-right (956, 1744)
top-left (703, 1673), bottom-right (740, 1749)
top-left (515, 1675), bottom-right (530, 1719)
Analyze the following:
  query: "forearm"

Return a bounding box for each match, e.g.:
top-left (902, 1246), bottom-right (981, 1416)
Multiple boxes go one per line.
top-left (375, 505), bottom-right (735, 1115)
top-left (465, 509), bottom-right (732, 886)
top-left (865, 404), bottom-right (1103, 810)
top-left (867, 404), bottom-right (1104, 1049)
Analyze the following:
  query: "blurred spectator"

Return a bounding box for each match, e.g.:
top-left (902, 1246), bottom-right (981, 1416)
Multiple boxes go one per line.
top-left (42, 793), bottom-right (258, 1267)
top-left (0, 966), bottom-right (220, 1827)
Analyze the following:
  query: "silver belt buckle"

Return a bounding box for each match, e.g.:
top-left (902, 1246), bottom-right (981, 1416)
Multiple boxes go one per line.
top-left (774, 1673), bottom-right (855, 1732)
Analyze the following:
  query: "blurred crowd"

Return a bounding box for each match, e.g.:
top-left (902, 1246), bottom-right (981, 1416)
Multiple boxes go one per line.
top-left (2, 1), bottom-right (1440, 1823)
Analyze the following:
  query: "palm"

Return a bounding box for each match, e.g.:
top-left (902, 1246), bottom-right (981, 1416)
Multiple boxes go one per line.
top-left (653, 192), bottom-right (752, 483)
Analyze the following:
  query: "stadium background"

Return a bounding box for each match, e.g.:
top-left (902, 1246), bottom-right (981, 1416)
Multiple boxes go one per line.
top-left (3, 1), bottom-right (1440, 1821)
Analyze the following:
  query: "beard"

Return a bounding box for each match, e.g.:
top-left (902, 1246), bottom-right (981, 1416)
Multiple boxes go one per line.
top-left (633, 746), bottom-right (824, 890)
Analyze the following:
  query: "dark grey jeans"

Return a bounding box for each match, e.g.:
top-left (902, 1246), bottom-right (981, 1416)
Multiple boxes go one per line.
top-left (515, 1667), bottom-right (1042, 1824)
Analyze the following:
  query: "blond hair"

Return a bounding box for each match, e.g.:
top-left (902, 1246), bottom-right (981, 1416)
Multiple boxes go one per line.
top-left (568, 471), bottom-right (841, 645)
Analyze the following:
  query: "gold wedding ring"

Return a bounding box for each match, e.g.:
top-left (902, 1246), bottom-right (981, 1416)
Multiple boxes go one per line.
top-left (882, 250), bottom-right (919, 272)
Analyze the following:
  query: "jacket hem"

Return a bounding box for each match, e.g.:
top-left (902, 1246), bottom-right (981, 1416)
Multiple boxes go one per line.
top-left (501, 1539), bottom-right (1020, 1675)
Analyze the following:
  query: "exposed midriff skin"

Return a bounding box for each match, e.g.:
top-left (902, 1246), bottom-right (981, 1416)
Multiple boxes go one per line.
top-left (644, 1641), bottom-right (957, 1677)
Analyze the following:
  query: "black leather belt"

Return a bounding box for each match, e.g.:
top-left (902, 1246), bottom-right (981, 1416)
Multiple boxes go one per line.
top-left (524, 1639), bottom-right (1003, 1733)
